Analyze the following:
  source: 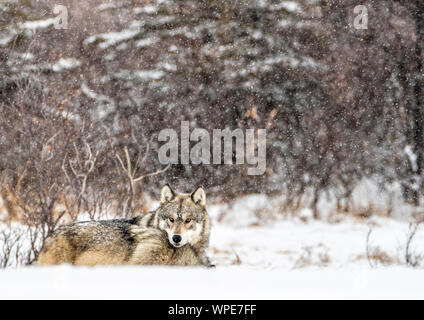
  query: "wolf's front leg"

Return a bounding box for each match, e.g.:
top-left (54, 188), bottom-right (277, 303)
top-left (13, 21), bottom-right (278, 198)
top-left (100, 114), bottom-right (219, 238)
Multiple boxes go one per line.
top-left (195, 249), bottom-right (215, 268)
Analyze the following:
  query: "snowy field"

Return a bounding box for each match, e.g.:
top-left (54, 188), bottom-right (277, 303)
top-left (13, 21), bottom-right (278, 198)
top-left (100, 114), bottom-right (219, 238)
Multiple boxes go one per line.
top-left (1, 194), bottom-right (423, 299)
top-left (1, 265), bottom-right (424, 299)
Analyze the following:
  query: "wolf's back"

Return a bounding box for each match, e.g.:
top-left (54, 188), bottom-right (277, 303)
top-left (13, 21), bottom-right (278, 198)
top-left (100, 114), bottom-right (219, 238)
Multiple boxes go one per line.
top-left (37, 219), bottom-right (136, 266)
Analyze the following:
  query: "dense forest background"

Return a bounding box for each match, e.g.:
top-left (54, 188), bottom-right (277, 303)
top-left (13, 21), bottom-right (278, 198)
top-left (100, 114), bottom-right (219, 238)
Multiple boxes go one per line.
top-left (0, 0), bottom-right (423, 227)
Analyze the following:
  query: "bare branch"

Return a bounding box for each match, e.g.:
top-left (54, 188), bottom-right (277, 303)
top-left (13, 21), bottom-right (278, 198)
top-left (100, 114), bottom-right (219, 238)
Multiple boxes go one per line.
top-left (61, 154), bottom-right (71, 184)
top-left (133, 164), bottom-right (171, 182)
top-left (365, 227), bottom-right (376, 268)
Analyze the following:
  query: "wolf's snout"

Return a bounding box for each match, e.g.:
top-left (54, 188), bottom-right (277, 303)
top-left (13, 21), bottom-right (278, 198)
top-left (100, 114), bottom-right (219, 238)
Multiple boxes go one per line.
top-left (172, 235), bottom-right (182, 244)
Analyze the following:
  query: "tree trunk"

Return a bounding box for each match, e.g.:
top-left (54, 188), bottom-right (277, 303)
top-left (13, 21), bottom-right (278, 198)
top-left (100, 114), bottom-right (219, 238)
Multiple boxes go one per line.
top-left (312, 188), bottom-right (320, 220)
top-left (412, 1), bottom-right (424, 204)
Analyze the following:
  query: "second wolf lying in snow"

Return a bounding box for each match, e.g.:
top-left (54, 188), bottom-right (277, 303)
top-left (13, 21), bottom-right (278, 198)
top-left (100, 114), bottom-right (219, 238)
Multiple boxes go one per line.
top-left (37, 185), bottom-right (213, 267)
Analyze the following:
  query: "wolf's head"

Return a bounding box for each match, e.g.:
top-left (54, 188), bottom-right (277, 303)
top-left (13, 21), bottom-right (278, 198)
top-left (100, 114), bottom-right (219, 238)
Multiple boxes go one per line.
top-left (155, 184), bottom-right (210, 249)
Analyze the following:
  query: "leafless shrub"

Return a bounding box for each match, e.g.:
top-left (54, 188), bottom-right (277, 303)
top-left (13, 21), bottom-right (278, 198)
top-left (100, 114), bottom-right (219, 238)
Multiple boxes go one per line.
top-left (366, 227), bottom-right (376, 268)
top-left (61, 125), bottom-right (102, 221)
top-left (0, 228), bottom-right (23, 268)
top-left (113, 130), bottom-right (170, 217)
top-left (230, 248), bottom-right (242, 265)
top-left (365, 222), bottom-right (424, 269)
top-left (0, 225), bottom-right (40, 267)
top-left (365, 227), bottom-right (398, 267)
top-left (367, 247), bottom-right (396, 267)
top-left (294, 244), bottom-right (330, 268)
top-left (405, 220), bottom-right (423, 268)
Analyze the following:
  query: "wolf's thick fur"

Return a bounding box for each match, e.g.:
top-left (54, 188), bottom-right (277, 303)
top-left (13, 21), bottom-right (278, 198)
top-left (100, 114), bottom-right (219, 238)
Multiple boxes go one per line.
top-left (37, 185), bottom-right (212, 267)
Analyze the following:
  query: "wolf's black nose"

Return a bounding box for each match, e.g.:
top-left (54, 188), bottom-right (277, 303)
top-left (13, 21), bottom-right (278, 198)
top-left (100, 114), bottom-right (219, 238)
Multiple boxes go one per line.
top-left (172, 235), bottom-right (182, 243)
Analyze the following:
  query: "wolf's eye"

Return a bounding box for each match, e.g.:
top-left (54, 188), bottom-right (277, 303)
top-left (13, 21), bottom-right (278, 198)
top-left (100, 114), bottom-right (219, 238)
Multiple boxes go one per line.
top-left (169, 217), bottom-right (174, 223)
top-left (185, 218), bottom-right (191, 224)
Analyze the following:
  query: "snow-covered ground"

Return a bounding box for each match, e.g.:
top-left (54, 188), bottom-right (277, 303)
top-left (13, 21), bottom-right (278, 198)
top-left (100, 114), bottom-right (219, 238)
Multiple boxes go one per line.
top-left (207, 194), bottom-right (423, 269)
top-left (211, 216), bottom-right (422, 270)
top-left (1, 194), bottom-right (423, 299)
top-left (1, 265), bottom-right (423, 299)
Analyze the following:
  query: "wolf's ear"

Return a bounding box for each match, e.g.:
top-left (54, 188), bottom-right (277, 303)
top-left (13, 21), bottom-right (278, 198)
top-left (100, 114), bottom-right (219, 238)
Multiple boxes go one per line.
top-left (161, 184), bottom-right (175, 203)
top-left (191, 186), bottom-right (206, 207)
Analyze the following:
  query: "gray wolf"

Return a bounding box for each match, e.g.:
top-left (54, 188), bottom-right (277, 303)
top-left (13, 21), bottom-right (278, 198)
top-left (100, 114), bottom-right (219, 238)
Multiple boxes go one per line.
top-left (37, 185), bottom-right (213, 267)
